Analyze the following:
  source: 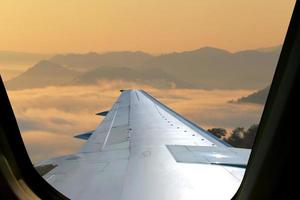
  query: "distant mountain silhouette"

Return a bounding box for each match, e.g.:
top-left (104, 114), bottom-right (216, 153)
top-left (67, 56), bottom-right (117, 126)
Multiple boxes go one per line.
top-left (4, 46), bottom-right (281, 90)
top-left (71, 67), bottom-right (192, 88)
top-left (50, 51), bottom-right (153, 71)
top-left (233, 86), bottom-right (270, 105)
top-left (142, 47), bottom-right (280, 89)
top-left (5, 60), bottom-right (80, 90)
top-left (255, 45), bottom-right (282, 53)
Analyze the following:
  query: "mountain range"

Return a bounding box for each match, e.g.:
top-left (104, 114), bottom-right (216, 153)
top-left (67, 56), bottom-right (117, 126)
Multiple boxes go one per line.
top-left (4, 46), bottom-right (282, 90)
top-left (233, 86), bottom-right (270, 105)
top-left (142, 47), bottom-right (281, 89)
top-left (50, 51), bottom-right (153, 71)
top-left (5, 61), bottom-right (79, 90)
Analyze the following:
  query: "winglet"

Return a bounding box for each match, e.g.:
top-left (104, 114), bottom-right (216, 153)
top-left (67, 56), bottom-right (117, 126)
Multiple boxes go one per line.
top-left (74, 130), bottom-right (94, 140)
top-left (96, 111), bottom-right (109, 116)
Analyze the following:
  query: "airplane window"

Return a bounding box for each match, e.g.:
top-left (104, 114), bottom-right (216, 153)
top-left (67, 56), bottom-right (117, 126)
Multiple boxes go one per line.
top-left (0, 0), bottom-right (295, 199)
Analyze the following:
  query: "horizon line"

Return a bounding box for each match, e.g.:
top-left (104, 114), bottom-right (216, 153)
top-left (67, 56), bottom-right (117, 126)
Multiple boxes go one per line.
top-left (0, 44), bottom-right (283, 56)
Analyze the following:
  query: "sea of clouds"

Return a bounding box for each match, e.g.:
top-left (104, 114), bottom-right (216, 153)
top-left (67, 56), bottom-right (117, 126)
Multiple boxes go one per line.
top-left (7, 80), bottom-right (264, 163)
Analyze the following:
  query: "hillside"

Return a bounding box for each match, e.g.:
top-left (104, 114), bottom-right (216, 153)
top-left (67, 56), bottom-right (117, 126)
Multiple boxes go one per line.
top-left (4, 46), bottom-right (281, 90)
top-left (5, 60), bottom-right (80, 90)
top-left (234, 86), bottom-right (270, 105)
top-left (142, 47), bottom-right (280, 89)
top-left (71, 67), bottom-right (192, 89)
top-left (50, 51), bottom-right (154, 71)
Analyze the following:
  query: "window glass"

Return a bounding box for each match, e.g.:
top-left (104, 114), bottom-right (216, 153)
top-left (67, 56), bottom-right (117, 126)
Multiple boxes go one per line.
top-left (0, 0), bottom-right (295, 199)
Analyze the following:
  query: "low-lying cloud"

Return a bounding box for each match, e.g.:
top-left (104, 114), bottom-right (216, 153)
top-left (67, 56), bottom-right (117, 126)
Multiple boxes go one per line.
top-left (7, 81), bottom-right (264, 163)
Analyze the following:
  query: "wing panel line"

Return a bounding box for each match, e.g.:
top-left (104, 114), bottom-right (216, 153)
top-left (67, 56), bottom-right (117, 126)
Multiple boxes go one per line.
top-left (101, 102), bottom-right (120, 150)
top-left (139, 90), bottom-right (231, 147)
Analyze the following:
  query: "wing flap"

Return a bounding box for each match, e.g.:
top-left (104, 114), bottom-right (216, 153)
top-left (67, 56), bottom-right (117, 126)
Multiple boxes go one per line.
top-left (167, 145), bottom-right (250, 168)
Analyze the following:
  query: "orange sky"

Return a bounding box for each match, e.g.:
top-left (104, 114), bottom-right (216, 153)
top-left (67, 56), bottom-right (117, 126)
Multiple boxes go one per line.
top-left (0, 0), bottom-right (295, 54)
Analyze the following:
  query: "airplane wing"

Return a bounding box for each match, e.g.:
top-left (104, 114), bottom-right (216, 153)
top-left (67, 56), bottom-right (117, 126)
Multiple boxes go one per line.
top-left (36, 90), bottom-right (250, 200)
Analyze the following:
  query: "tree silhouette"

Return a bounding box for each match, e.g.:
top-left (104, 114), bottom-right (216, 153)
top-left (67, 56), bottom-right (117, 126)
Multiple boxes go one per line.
top-left (207, 128), bottom-right (227, 138)
top-left (243, 124), bottom-right (258, 148)
top-left (223, 124), bottom-right (259, 148)
top-left (224, 127), bottom-right (245, 148)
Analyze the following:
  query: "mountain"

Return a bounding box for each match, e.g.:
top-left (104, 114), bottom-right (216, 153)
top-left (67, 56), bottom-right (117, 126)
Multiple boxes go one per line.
top-left (50, 51), bottom-right (154, 71)
top-left (142, 47), bottom-right (280, 89)
top-left (71, 67), bottom-right (192, 89)
top-left (5, 60), bottom-right (80, 90)
top-left (233, 86), bottom-right (270, 105)
top-left (255, 45), bottom-right (282, 53)
top-left (5, 46), bottom-right (282, 90)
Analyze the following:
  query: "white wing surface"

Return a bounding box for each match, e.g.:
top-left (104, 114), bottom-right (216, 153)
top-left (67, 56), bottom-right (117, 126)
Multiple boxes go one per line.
top-left (36, 90), bottom-right (250, 200)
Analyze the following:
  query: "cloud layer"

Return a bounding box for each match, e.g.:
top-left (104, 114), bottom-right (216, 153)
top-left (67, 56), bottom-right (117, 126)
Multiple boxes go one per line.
top-left (7, 81), bottom-right (263, 163)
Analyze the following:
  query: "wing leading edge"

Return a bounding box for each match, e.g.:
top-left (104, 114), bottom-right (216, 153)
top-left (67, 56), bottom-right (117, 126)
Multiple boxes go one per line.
top-left (36, 90), bottom-right (250, 200)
